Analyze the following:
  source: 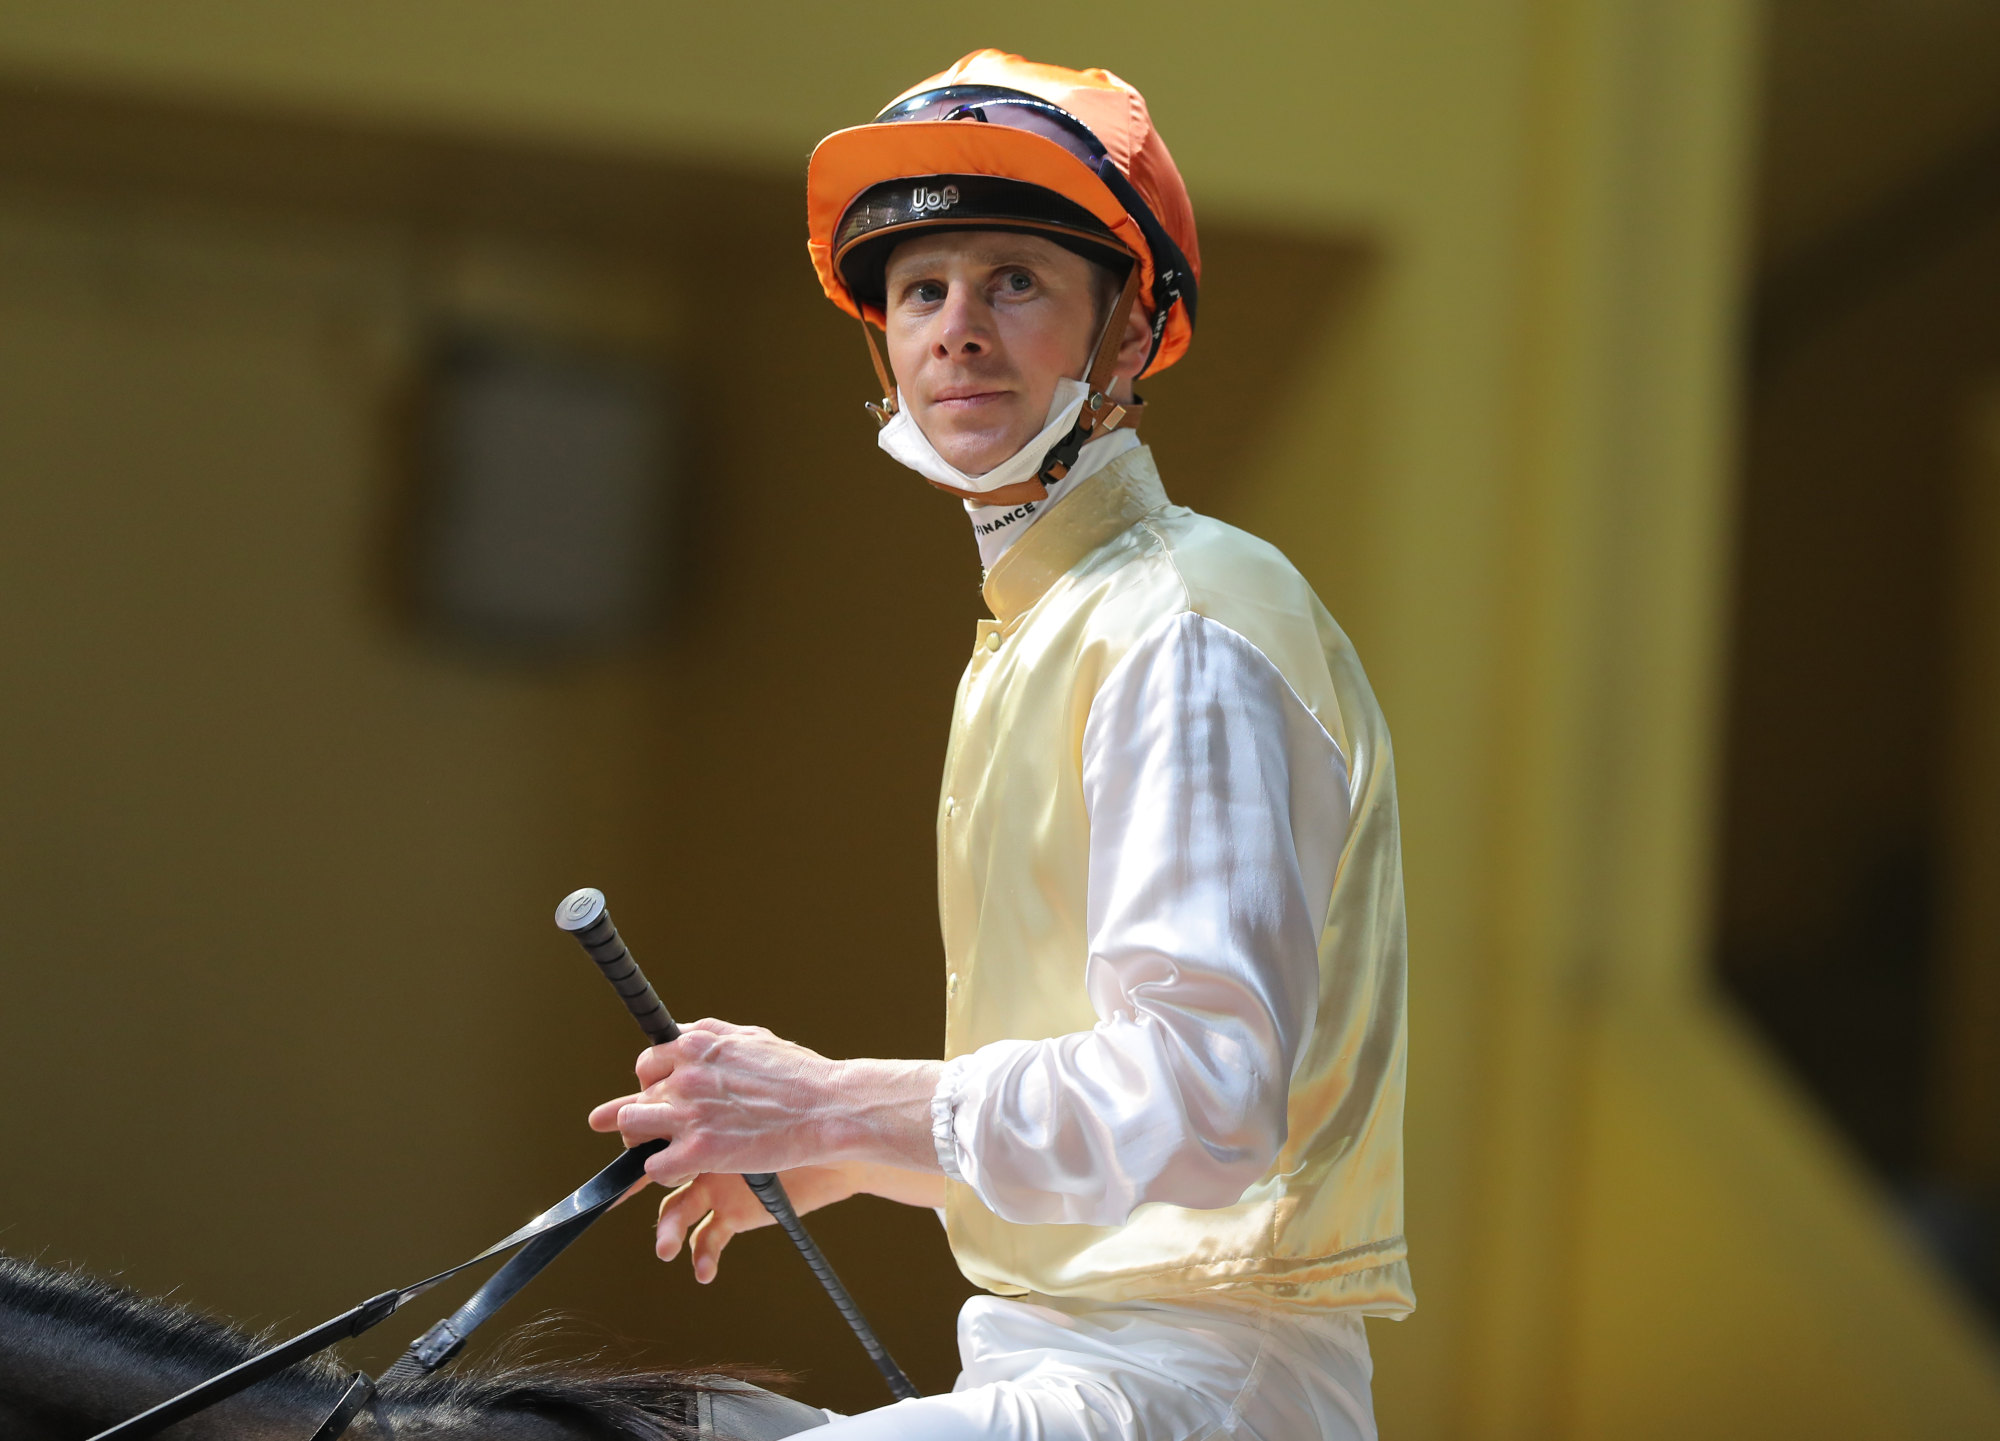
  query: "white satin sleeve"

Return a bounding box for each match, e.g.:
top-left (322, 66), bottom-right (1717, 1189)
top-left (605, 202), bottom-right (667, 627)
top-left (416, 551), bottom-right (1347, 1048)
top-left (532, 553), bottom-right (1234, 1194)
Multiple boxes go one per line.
top-left (930, 611), bottom-right (1351, 1225)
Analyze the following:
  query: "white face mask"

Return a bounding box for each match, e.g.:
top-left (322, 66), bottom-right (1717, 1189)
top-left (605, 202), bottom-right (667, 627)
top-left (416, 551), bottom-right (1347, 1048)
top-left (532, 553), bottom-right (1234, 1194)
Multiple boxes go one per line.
top-left (877, 378), bottom-right (1090, 498)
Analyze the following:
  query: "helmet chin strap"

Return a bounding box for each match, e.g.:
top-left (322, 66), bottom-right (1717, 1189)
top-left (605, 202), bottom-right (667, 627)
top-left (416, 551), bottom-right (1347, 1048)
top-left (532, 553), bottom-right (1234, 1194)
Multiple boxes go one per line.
top-left (860, 262), bottom-right (1146, 508)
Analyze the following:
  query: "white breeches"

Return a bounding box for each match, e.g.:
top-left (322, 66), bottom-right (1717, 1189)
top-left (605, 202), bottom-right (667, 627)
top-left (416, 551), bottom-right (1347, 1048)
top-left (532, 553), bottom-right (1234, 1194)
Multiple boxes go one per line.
top-left (816, 1292), bottom-right (1377, 1440)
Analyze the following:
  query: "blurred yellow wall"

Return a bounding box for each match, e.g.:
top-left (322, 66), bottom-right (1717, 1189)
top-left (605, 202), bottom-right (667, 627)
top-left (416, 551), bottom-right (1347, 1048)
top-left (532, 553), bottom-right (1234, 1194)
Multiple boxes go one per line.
top-left (0, 2), bottom-right (1997, 1435)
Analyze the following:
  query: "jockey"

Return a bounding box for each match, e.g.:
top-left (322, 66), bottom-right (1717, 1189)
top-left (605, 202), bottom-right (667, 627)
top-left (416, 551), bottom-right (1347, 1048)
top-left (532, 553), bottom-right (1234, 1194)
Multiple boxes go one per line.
top-left (591, 50), bottom-right (1412, 1440)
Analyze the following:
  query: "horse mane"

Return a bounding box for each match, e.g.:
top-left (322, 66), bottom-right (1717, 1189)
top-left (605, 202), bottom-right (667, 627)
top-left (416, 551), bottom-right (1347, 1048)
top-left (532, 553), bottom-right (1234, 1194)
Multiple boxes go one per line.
top-left (0, 1252), bottom-right (343, 1394)
top-left (0, 1253), bottom-right (756, 1438)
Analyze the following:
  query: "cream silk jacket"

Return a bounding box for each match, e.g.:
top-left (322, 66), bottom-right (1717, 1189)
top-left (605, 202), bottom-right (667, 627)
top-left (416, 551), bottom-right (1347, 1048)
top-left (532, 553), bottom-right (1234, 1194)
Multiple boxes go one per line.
top-left (932, 446), bottom-right (1413, 1313)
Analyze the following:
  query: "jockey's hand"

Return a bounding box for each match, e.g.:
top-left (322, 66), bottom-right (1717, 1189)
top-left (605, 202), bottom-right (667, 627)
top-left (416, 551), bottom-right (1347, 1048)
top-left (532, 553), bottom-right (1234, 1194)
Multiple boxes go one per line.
top-left (654, 1166), bottom-right (857, 1283)
top-left (656, 1163), bottom-right (951, 1282)
top-left (585, 1018), bottom-right (944, 1188)
top-left (586, 1018), bottom-right (840, 1186)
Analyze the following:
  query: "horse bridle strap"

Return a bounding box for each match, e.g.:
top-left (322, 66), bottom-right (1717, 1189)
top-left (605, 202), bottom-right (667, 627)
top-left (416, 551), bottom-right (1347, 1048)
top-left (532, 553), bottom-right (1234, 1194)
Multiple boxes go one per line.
top-left (378, 1206), bottom-right (599, 1384)
top-left (85, 1139), bottom-right (664, 1441)
top-left (308, 1373), bottom-right (380, 1441)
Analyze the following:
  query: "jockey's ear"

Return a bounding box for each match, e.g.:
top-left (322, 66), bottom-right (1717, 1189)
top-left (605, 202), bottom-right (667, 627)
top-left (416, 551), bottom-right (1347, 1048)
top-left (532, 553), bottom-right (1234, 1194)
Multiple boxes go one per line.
top-left (1112, 295), bottom-right (1153, 390)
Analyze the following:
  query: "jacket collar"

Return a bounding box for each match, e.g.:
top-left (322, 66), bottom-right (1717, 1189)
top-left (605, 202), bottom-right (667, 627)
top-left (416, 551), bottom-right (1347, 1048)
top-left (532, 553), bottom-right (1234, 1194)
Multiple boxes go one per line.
top-left (981, 445), bottom-right (1170, 624)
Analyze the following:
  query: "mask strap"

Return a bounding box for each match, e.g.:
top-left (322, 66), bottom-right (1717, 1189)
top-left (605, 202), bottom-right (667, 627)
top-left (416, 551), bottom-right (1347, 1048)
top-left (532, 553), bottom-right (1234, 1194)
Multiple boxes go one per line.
top-left (861, 320), bottom-right (899, 426)
top-left (1084, 262), bottom-right (1143, 408)
top-left (1032, 262), bottom-right (1146, 492)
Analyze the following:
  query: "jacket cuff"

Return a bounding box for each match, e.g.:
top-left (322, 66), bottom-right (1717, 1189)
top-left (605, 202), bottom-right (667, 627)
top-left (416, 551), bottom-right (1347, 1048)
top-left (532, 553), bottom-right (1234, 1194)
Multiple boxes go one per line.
top-left (929, 1054), bottom-right (976, 1183)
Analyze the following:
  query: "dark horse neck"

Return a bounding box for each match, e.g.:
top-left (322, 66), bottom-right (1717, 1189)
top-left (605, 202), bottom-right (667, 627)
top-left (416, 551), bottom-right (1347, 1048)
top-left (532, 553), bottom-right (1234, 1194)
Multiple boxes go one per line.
top-left (0, 1257), bottom-right (368, 1441)
top-left (0, 1254), bottom-right (741, 1440)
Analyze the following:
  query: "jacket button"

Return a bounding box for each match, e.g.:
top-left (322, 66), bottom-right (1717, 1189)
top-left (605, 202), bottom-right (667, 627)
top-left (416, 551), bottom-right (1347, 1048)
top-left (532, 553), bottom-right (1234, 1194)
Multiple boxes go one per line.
top-left (943, 796), bottom-right (957, 819)
top-left (985, 631), bottom-right (1002, 652)
top-left (947, 972), bottom-right (960, 997)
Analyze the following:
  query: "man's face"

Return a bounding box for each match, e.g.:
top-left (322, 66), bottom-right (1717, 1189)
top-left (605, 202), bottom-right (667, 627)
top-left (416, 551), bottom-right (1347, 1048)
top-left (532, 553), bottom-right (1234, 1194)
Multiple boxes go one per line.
top-left (882, 231), bottom-right (1105, 477)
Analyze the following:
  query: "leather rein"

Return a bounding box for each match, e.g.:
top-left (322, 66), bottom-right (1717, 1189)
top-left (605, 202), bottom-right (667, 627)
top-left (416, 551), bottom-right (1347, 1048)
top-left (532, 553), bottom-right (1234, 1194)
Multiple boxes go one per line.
top-left (86, 1138), bottom-right (664, 1441)
top-left (87, 886), bottom-right (915, 1439)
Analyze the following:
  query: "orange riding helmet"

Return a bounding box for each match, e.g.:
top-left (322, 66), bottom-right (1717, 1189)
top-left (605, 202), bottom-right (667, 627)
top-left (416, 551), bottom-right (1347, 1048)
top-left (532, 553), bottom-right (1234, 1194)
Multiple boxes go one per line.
top-left (807, 50), bottom-right (1200, 486)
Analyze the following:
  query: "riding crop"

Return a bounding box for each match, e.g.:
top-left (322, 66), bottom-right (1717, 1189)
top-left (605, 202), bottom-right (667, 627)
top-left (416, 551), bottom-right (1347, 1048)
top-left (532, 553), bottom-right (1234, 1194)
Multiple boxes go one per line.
top-left (555, 886), bottom-right (921, 1403)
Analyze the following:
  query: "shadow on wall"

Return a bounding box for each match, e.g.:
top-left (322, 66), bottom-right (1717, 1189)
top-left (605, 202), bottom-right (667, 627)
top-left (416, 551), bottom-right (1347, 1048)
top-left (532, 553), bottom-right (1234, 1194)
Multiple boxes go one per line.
top-left (1724, 140), bottom-right (2000, 1333)
top-left (0, 79), bottom-right (1372, 1412)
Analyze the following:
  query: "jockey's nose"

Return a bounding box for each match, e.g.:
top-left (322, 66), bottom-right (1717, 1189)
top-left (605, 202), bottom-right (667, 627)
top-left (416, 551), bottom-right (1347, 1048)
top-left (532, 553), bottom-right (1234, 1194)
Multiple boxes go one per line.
top-left (935, 283), bottom-right (993, 359)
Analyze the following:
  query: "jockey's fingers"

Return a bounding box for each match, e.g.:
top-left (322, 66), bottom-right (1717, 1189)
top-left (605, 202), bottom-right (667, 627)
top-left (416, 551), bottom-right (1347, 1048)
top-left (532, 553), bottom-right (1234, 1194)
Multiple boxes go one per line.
top-left (689, 1210), bottom-right (735, 1284)
top-left (618, 1101), bottom-right (679, 1149)
top-left (658, 1175), bottom-right (771, 1256)
top-left (642, 1135), bottom-right (711, 1190)
top-left (587, 1092), bottom-right (644, 1133)
top-left (634, 1041), bottom-right (684, 1087)
top-left (656, 1180), bottom-right (711, 1262)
